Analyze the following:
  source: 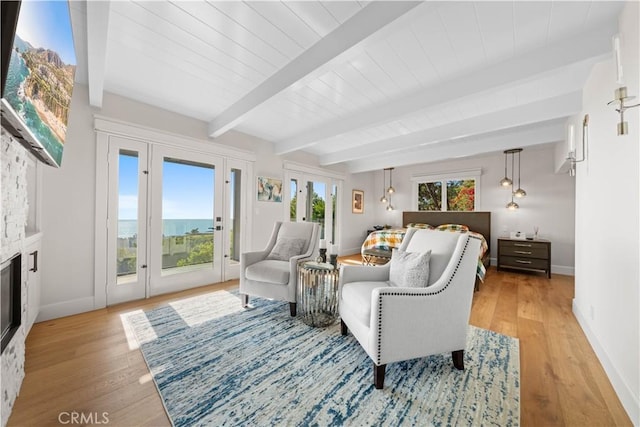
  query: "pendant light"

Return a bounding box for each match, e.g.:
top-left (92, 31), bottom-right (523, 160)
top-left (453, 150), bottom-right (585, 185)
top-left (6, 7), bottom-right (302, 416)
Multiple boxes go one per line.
top-left (513, 150), bottom-right (527, 198)
top-left (386, 167), bottom-right (395, 194)
top-left (506, 197), bottom-right (519, 210)
top-left (499, 151), bottom-right (512, 187)
top-left (506, 153), bottom-right (519, 210)
top-left (379, 169), bottom-right (388, 203)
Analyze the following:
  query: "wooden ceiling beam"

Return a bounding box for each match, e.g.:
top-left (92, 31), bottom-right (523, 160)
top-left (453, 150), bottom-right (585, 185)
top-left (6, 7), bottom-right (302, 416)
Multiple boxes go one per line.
top-left (207, 1), bottom-right (422, 138)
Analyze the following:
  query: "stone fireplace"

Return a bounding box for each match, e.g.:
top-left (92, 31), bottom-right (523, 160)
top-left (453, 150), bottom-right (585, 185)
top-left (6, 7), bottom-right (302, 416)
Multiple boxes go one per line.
top-left (1, 129), bottom-right (29, 427)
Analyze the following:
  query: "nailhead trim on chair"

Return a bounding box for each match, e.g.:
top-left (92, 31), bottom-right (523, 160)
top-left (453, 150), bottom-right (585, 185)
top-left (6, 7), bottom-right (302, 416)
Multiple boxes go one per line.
top-left (374, 237), bottom-right (473, 365)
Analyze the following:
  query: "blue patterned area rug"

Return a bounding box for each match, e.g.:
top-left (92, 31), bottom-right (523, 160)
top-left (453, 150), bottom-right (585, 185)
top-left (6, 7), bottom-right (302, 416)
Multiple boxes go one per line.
top-left (123, 290), bottom-right (520, 426)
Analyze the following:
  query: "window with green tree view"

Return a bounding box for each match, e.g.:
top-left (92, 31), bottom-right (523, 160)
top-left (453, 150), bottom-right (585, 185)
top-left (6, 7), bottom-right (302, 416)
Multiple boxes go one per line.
top-left (415, 172), bottom-right (478, 212)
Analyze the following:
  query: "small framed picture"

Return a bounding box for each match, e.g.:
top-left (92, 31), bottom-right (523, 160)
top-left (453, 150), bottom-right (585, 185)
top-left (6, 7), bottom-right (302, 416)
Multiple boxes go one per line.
top-left (352, 189), bottom-right (364, 214)
top-left (257, 176), bottom-right (283, 202)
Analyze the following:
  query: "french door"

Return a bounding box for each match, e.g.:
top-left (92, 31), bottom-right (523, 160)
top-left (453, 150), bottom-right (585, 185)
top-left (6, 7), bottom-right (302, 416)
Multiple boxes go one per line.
top-left (286, 172), bottom-right (339, 245)
top-left (105, 136), bottom-right (244, 305)
top-left (148, 145), bottom-right (224, 296)
top-left (107, 137), bottom-right (149, 304)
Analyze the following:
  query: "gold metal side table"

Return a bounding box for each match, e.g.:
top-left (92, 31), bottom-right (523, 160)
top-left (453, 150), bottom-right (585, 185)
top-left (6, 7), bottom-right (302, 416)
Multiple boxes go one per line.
top-left (297, 261), bottom-right (339, 327)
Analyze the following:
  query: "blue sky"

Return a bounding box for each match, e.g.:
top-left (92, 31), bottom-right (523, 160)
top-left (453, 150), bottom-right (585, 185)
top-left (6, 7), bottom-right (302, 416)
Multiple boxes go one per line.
top-left (16, 0), bottom-right (76, 65)
top-left (290, 180), bottom-right (326, 200)
top-left (119, 155), bottom-right (215, 220)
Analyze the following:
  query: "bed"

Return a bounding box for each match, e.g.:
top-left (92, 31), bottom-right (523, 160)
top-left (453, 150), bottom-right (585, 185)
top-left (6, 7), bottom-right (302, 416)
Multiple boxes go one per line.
top-left (361, 211), bottom-right (491, 288)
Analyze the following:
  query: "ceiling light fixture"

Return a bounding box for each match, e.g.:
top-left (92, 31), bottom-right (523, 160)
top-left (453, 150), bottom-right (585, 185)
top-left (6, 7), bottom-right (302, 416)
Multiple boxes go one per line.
top-left (386, 167), bottom-right (395, 194)
top-left (513, 149), bottom-right (526, 198)
top-left (379, 169), bottom-right (388, 203)
top-left (382, 167), bottom-right (395, 211)
top-left (502, 148), bottom-right (524, 209)
top-left (499, 151), bottom-right (512, 187)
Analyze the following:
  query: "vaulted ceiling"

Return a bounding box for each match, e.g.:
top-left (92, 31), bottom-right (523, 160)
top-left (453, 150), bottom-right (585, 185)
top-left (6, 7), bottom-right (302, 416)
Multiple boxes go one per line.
top-left (70, 1), bottom-right (625, 173)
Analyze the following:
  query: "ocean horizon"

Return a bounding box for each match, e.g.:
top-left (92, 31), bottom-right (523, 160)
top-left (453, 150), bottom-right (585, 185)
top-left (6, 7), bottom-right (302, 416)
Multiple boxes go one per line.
top-left (118, 219), bottom-right (214, 238)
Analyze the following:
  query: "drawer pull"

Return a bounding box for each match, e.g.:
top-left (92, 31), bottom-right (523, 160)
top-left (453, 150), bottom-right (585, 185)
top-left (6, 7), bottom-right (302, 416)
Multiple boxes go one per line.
top-left (515, 260), bottom-right (532, 264)
top-left (514, 250), bottom-right (532, 255)
top-left (514, 243), bottom-right (532, 247)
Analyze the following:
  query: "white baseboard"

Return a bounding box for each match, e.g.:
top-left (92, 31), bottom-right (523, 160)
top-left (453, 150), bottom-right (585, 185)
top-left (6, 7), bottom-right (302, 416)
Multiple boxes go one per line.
top-left (489, 258), bottom-right (574, 276)
top-left (573, 300), bottom-right (639, 425)
top-left (551, 264), bottom-right (574, 276)
top-left (36, 296), bottom-right (96, 322)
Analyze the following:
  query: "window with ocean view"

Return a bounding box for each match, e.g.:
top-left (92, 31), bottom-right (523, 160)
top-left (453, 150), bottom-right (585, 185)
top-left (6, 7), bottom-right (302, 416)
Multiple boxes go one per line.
top-left (161, 158), bottom-right (215, 275)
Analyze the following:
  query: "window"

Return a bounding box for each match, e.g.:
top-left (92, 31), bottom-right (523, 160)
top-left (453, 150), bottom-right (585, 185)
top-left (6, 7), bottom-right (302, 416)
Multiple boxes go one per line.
top-left (412, 169), bottom-right (480, 212)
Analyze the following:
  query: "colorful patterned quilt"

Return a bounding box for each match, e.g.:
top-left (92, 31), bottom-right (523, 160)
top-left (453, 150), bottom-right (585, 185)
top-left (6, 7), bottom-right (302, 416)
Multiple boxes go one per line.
top-left (361, 228), bottom-right (488, 281)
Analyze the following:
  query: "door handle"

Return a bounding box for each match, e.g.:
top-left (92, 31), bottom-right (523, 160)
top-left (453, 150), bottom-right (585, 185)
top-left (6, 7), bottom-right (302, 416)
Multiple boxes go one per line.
top-left (216, 225), bottom-right (223, 231)
top-left (140, 264), bottom-right (147, 269)
top-left (29, 251), bottom-right (38, 272)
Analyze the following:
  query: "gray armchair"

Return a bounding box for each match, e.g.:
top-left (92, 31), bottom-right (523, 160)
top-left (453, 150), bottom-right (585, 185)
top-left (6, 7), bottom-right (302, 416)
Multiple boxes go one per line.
top-left (240, 221), bottom-right (320, 316)
top-left (339, 228), bottom-right (482, 389)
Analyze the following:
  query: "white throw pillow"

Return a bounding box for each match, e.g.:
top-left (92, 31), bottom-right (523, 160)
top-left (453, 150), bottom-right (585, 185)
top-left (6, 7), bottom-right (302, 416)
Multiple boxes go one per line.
top-left (266, 237), bottom-right (306, 261)
top-left (389, 249), bottom-right (431, 288)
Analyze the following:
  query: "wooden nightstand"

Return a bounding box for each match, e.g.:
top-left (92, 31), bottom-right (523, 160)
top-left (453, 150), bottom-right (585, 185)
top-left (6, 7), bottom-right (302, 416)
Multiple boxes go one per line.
top-left (497, 238), bottom-right (551, 278)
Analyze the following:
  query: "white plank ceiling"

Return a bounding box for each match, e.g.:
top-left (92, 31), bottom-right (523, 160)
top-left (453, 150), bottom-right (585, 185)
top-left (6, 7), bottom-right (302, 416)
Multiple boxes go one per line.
top-left (72, 1), bottom-right (626, 173)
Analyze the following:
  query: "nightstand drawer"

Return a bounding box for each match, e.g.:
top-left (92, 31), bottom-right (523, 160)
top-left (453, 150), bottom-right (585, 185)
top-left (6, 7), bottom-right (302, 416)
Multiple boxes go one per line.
top-left (499, 245), bottom-right (548, 258)
top-left (499, 256), bottom-right (549, 271)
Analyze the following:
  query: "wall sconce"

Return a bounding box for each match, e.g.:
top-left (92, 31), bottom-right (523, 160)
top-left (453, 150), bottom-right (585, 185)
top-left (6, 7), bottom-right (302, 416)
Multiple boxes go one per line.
top-left (607, 87), bottom-right (639, 136)
top-left (567, 115), bottom-right (589, 177)
top-left (608, 35), bottom-right (639, 136)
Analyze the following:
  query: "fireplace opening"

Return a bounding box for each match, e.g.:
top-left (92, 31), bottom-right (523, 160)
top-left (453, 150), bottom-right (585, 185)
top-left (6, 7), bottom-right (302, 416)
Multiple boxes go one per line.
top-left (1, 253), bottom-right (21, 354)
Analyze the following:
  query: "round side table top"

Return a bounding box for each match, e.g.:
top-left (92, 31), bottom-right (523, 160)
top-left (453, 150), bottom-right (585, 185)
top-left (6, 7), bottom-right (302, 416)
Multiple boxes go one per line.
top-left (300, 261), bottom-right (336, 271)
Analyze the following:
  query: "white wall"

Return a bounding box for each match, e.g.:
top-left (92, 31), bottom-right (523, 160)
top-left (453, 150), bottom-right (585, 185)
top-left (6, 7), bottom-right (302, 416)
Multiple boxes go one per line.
top-left (340, 171), bottom-right (377, 254)
top-left (361, 146), bottom-right (576, 272)
top-left (572, 2), bottom-right (639, 423)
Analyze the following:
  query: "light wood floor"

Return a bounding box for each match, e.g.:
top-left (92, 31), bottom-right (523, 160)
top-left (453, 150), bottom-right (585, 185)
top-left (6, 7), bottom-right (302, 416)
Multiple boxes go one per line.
top-left (8, 257), bottom-right (632, 426)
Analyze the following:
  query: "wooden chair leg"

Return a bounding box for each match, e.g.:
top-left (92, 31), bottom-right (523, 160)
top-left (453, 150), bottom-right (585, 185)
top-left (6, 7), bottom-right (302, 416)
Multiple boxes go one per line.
top-left (340, 319), bottom-right (348, 336)
top-left (241, 294), bottom-right (249, 308)
top-left (374, 363), bottom-right (386, 389)
top-left (452, 350), bottom-right (464, 370)
top-left (289, 302), bottom-right (297, 317)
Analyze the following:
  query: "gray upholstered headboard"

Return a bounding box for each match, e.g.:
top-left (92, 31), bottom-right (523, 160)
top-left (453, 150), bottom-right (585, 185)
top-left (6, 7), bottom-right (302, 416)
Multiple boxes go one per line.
top-left (402, 211), bottom-right (492, 251)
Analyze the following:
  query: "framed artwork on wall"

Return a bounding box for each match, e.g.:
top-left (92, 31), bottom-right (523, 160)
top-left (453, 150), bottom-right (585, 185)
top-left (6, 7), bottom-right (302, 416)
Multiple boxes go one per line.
top-left (352, 189), bottom-right (364, 214)
top-left (257, 176), bottom-right (282, 202)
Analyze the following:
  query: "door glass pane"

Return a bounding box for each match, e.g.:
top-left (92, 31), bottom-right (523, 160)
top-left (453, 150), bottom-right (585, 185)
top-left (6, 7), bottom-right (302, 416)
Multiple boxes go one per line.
top-left (418, 182), bottom-right (442, 211)
top-left (307, 181), bottom-right (326, 238)
top-left (229, 168), bottom-right (241, 263)
top-left (161, 158), bottom-right (214, 276)
top-left (117, 150), bottom-right (139, 285)
top-left (290, 179), bottom-right (297, 222)
top-left (446, 179), bottom-right (475, 211)
top-left (331, 184), bottom-right (337, 244)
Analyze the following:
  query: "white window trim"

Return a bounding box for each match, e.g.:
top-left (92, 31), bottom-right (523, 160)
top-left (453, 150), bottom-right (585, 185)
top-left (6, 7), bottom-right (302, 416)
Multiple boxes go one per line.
top-left (411, 168), bottom-right (482, 211)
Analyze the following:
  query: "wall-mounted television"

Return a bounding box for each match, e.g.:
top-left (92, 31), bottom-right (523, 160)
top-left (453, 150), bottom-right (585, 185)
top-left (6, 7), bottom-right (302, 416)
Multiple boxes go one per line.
top-left (1, 0), bottom-right (76, 168)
